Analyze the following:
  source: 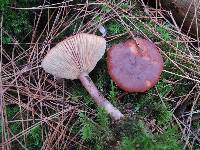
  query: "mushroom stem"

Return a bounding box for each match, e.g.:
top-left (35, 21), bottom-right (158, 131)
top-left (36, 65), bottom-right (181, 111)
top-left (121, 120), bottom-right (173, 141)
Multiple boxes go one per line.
top-left (79, 72), bottom-right (124, 120)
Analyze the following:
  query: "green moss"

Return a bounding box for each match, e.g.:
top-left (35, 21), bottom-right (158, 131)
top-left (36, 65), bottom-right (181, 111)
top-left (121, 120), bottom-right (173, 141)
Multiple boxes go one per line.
top-left (111, 119), bottom-right (182, 150)
top-left (156, 25), bottom-right (172, 41)
top-left (0, 106), bottom-right (22, 147)
top-left (2, 4), bottom-right (32, 44)
top-left (96, 107), bottom-right (109, 128)
top-left (105, 20), bottom-right (126, 35)
top-left (156, 80), bottom-right (173, 97)
top-left (6, 106), bottom-right (22, 134)
top-left (6, 105), bottom-right (20, 118)
top-left (155, 106), bottom-right (173, 125)
top-left (27, 125), bottom-right (42, 150)
top-left (121, 136), bottom-right (134, 150)
top-left (78, 111), bottom-right (181, 149)
top-left (79, 109), bottom-right (112, 149)
top-left (192, 119), bottom-right (200, 129)
top-left (101, 5), bottom-right (112, 13)
top-left (119, 2), bottom-right (130, 10)
top-left (155, 127), bottom-right (182, 150)
top-left (108, 80), bottom-right (118, 103)
top-left (0, 0), bottom-right (9, 11)
top-left (79, 112), bottom-right (97, 141)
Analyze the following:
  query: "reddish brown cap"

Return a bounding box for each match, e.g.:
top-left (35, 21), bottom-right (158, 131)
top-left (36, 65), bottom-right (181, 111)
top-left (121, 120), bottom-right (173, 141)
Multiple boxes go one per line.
top-left (107, 38), bottom-right (164, 92)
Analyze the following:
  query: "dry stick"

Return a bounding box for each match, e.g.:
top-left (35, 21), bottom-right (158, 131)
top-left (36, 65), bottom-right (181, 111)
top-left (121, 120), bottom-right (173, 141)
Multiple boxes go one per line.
top-left (30, 0), bottom-right (46, 46)
top-left (35, 2), bottom-right (83, 47)
top-left (41, 114), bottom-right (81, 149)
top-left (77, 4), bottom-right (88, 33)
top-left (173, 115), bottom-right (193, 148)
top-left (53, 6), bottom-right (88, 39)
top-left (0, 14), bottom-right (11, 149)
top-left (29, 2), bottom-right (59, 65)
top-left (58, 111), bottom-right (75, 147)
top-left (179, 1), bottom-right (192, 33)
top-left (79, 72), bottom-right (124, 120)
top-left (6, 127), bottom-right (28, 150)
top-left (194, 1), bottom-right (200, 48)
top-left (3, 79), bottom-right (75, 146)
top-left (147, 5), bottom-right (200, 146)
top-left (184, 93), bottom-right (200, 149)
top-left (9, 2), bottom-right (105, 10)
top-left (173, 83), bottom-right (198, 113)
top-left (171, 1), bottom-right (200, 58)
top-left (11, 60), bottom-right (27, 147)
top-left (3, 106), bottom-right (75, 145)
top-left (46, 118), bottom-right (64, 149)
top-left (125, 4), bottom-right (196, 55)
top-left (163, 70), bottom-right (200, 84)
top-left (0, 14), bottom-right (3, 120)
top-left (47, 111), bottom-right (75, 149)
top-left (0, 14), bottom-right (5, 149)
top-left (185, 1), bottom-right (200, 37)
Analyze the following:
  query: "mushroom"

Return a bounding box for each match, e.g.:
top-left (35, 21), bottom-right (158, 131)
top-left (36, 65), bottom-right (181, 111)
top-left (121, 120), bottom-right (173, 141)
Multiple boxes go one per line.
top-left (107, 38), bottom-right (164, 92)
top-left (41, 33), bottom-right (124, 120)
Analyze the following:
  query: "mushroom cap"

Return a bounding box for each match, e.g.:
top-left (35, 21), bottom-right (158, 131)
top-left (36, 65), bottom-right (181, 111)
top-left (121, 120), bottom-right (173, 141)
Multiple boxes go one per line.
top-left (107, 38), bottom-right (164, 92)
top-left (41, 33), bottom-right (106, 80)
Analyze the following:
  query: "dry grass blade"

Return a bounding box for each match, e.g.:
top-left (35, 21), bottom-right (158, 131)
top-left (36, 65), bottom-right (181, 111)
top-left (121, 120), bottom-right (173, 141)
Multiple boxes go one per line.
top-left (0, 14), bottom-right (3, 117)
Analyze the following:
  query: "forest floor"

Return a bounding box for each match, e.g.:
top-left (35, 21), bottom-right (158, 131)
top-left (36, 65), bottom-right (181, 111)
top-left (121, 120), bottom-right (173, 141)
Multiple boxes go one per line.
top-left (0, 0), bottom-right (200, 149)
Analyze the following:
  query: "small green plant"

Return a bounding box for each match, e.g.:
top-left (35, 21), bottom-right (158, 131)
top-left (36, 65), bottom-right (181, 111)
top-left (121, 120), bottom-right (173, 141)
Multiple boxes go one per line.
top-left (0, 0), bottom-right (9, 11)
top-left (6, 105), bottom-right (20, 118)
top-left (96, 107), bottom-right (109, 128)
top-left (119, 2), bottom-right (129, 10)
top-left (101, 5), bottom-right (112, 13)
top-left (5, 106), bottom-right (22, 134)
top-left (1, 0), bottom-right (37, 44)
top-left (155, 127), bottom-right (182, 150)
top-left (0, 106), bottom-right (21, 147)
top-left (156, 25), bottom-right (172, 41)
top-left (155, 105), bottom-right (173, 125)
top-left (106, 20), bottom-right (125, 35)
top-left (27, 125), bottom-right (42, 150)
top-left (95, 65), bottom-right (109, 93)
top-left (79, 108), bottom-right (111, 149)
top-left (3, 10), bottom-right (32, 41)
top-left (108, 80), bottom-right (118, 102)
top-left (121, 136), bottom-right (134, 150)
top-left (156, 80), bottom-right (173, 97)
top-left (79, 112), bottom-right (95, 141)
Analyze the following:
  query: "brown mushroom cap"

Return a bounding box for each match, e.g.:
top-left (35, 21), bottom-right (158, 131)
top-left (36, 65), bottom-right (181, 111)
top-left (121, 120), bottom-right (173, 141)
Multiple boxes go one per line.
top-left (41, 33), bottom-right (106, 79)
top-left (107, 38), bottom-right (164, 92)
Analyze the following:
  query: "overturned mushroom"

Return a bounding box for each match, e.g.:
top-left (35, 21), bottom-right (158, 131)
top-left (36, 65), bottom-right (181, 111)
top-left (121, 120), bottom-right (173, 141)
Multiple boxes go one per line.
top-left (107, 38), bottom-right (163, 92)
top-left (42, 33), bottom-right (124, 120)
